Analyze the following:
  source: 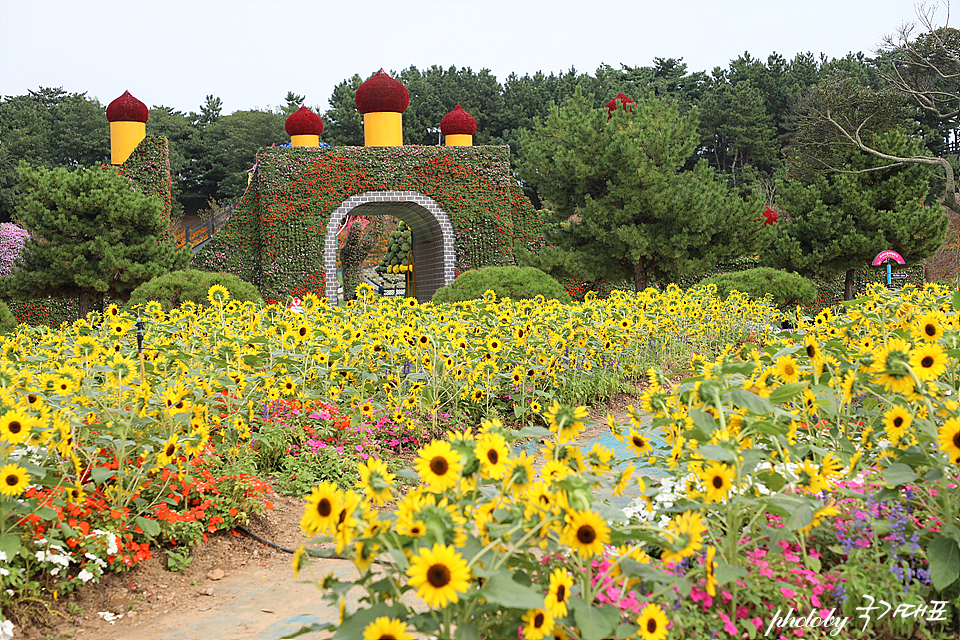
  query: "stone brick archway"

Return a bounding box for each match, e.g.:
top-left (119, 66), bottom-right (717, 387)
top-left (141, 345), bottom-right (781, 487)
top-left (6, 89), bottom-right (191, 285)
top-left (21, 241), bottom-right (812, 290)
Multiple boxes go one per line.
top-left (324, 191), bottom-right (456, 305)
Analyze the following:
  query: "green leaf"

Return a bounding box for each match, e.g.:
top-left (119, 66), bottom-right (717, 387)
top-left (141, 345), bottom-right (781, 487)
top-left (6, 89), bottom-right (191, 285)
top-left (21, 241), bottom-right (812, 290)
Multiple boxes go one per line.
top-left (882, 463), bottom-right (918, 487)
top-left (785, 504), bottom-right (814, 532)
top-left (569, 597), bottom-right (620, 640)
top-left (728, 387), bottom-right (774, 414)
top-left (0, 534), bottom-right (22, 560)
top-left (454, 622), bottom-right (479, 640)
top-left (715, 556), bottom-right (747, 585)
top-left (927, 534), bottom-right (960, 591)
top-left (767, 382), bottom-right (808, 405)
top-left (755, 470), bottom-right (785, 492)
top-left (951, 288), bottom-right (960, 313)
top-left (135, 516), bottom-right (161, 538)
top-left (698, 444), bottom-right (736, 463)
top-left (514, 426), bottom-right (552, 439)
top-left (90, 465), bottom-right (115, 484)
top-left (688, 409), bottom-right (717, 435)
top-left (479, 571), bottom-right (546, 610)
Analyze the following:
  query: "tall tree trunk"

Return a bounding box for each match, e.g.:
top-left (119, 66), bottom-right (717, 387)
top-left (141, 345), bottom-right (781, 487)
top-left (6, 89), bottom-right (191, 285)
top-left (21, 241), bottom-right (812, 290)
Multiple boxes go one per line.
top-left (78, 291), bottom-right (91, 319)
top-left (633, 261), bottom-right (648, 292)
top-left (843, 268), bottom-right (857, 301)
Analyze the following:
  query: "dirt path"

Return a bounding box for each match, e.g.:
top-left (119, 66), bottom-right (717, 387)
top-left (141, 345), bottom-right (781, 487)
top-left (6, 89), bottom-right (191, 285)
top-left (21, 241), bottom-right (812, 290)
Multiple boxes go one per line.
top-left (29, 390), bottom-right (654, 640)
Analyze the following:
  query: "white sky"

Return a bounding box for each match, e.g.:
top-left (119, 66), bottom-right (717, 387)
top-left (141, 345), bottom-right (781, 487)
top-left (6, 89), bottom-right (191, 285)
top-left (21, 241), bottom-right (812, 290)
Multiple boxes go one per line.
top-left (0, 0), bottom-right (942, 115)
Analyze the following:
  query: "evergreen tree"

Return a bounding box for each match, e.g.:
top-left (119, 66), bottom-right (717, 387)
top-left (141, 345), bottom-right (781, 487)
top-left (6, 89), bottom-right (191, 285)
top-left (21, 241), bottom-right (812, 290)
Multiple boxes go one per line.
top-left (765, 130), bottom-right (949, 299)
top-left (1, 164), bottom-right (188, 317)
top-left (518, 89), bottom-right (767, 291)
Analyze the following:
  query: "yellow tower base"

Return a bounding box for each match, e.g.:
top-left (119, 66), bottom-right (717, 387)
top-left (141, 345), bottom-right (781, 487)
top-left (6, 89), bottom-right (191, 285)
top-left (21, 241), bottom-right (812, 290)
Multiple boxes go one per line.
top-left (363, 112), bottom-right (403, 147)
top-left (290, 134), bottom-right (320, 147)
top-left (110, 121), bottom-right (146, 165)
top-left (445, 134), bottom-right (473, 146)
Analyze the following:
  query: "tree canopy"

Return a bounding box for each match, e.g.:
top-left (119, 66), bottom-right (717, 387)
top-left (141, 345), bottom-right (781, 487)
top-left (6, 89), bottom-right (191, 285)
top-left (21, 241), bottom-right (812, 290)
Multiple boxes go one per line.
top-left (517, 90), bottom-right (767, 290)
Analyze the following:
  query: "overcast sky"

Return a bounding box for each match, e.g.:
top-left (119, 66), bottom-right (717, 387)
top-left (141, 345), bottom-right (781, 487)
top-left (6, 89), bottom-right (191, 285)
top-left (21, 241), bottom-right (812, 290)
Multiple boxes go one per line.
top-left (0, 0), bottom-right (942, 116)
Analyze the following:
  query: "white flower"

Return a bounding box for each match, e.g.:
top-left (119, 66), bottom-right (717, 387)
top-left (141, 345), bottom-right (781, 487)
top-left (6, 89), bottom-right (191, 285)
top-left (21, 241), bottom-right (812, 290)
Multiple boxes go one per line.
top-left (77, 568), bottom-right (95, 583)
top-left (0, 617), bottom-right (14, 640)
top-left (0, 551), bottom-right (6, 562)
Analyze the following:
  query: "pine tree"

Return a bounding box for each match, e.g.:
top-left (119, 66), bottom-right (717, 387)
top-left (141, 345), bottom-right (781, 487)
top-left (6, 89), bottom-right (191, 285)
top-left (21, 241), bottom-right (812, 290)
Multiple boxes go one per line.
top-left (518, 89), bottom-right (767, 291)
top-left (1, 164), bottom-right (188, 317)
top-left (765, 130), bottom-right (949, 299)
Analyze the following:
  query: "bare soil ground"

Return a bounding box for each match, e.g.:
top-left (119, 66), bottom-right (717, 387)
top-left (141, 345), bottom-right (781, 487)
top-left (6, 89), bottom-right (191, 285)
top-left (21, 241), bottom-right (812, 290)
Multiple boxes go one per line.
top-left (23, 386), bottom-right (656, 640)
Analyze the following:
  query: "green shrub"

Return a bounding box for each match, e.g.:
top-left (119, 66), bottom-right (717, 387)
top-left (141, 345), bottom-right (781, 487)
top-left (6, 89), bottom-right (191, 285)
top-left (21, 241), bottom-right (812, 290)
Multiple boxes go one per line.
top-left (127, 270), bottom-right (263, 312)
top-left (699, 267), bottom-right (816, 308)
top-left (0, 299), bottom-right (17, 333)
top-left (432, 266), bottom-right (571, 304)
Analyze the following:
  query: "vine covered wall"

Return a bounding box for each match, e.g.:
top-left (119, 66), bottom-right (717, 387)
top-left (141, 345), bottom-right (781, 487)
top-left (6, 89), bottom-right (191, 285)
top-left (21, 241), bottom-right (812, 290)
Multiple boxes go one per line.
top-left (191, 146), bottom-right (540, 303)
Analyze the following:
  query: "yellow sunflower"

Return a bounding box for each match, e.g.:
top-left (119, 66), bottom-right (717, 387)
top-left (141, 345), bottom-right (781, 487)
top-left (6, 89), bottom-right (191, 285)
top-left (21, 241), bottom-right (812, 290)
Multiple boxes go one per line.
top-left (698, 461), bottom-right (735, 503)
top-left (774, 355), bottom-right (801, 384)
top-left (882, 405), bottom-right (913, 444)
top-left (704, 545), bottom-right (718, 597)
top-left (0, 463), bottom-right (30, 497)
top-left (626, 428), bottom-right (654, 457)
top-left (636, 602), bottom-right (670, 640)
top-left (156, 434), bottom-right (179, 467)
top-left (561, 509), bottom-right (610, 557)
top-left (206, 284), bottom-right (230, 305)
top-left (475, 432), bottom-right (510, 480)
top-left (660, 510), bottom-right (705, 565)
top-left (522, 607), bottom-right (555, 640)
top-left (356, 458), bottom-right (395, 506)
top-left (406, 542), bottom-right (471, 608)
top-left (0, 408), bottom-right (36, 445)
top-left (909, 343), bottom-right (948, 381)
top-left (362, 617), bottom-right (413, 640)
top-left (301, 482), bottom-right (341, 536)
top-left (937, 417), bottom-right (960, 464)
top-left (415, 440), bottom-right (463, 492)
top-left (544, 568), bottom-right (573, 618)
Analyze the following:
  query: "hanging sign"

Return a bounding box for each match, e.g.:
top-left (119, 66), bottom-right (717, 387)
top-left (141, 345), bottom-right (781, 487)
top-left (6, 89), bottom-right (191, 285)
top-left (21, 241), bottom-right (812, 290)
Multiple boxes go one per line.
top-left (872, 250), bottom-right (905, 266)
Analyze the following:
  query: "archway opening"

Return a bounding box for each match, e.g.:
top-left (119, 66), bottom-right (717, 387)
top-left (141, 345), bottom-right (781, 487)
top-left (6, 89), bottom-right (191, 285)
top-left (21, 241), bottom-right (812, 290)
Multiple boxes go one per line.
top-left (324, 192), bottom-right (455, 305)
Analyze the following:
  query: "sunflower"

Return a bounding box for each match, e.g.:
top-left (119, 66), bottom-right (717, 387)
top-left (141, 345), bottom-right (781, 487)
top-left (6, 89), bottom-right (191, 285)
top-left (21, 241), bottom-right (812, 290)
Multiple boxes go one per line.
top-left (660, 510), bottom-right (705, 565)
top-left (301, 482), bottom-right (340, 536)
top-left (475, 432), bottom-right (510, 479)
top-left (774, 355), bottom-right (801, 384)
top-left (937, 417), bottom-right (960, 464)
top-left (415, 440), bottom-right (463, 492)
top-left (561, 509), bottom-right (609, 557)
top-left (704, 545), bottom-right (718, 597)
top-left (207, 284), bottom-right (230, 305)
top-left (914, 311), bottom-right (944, 342)
top-left (356, 458), bottom-right (395, 506)
top-left (0, 408), bottom-right (35, 445)
top-left (522, 607), bottom-right (555, 640)
top-left (636, 602), bottom-right (670, 640)
top-left (544, 568), bottom-right (573, 618)
top-left (698, 461), bottom-right (735, 503)
top-left (0, 463), bottom-right (29, 497)
top-left (882, 405), bottom-right (913, 444)
top-left (870, 338), bottom-right (915, 394)
top-left (626, 428), bottom-right (653, 457)
top-left (362, 617), bottom-right (413, 640)
top-left (909, 343), bottom-right (948, 381)
top-left (406, 543), bottom-right (471, 608)
top-left (544, 402), bottom-right (589, 442)
top-left (156, 434), bottom-right (179, 467)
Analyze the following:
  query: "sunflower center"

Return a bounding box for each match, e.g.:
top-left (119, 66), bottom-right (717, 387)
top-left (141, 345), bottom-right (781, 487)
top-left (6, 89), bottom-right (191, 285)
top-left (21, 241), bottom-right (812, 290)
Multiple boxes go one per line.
top-left (647, 618), bottom-right (659, 633)
top-left (338, 509), bottom-right (347, 525)
top-left (576, 525), bottom-right (596, 544)
top-left (556, 585), bottom-right (566, 602)
top-left (893, 416), bottom-right (904, 428)
top-left (925, 324), bottom-right (937, 336)
top-left (8, 421), bottom-right (21, 434)
top-left (953, 431), bottom-right (960, 448)
top-left (430, 456), bottom-right (449, 476)
top-left (486, 450), bottom-right (499, 465)
top-left (5, 474), bottom-right (17, 486)
top-left (632, 436), bottom-right (644, 448)
top-left (921, 356), bottom-right (934, 368)
top-left (534, 612), bottom-right (545, 627)
top-left (712, 475), bottom-right (724, 489)
top-left (299, 327), bottom-right (307, 337)
top-left (164, 444), bottom-right (175, 457)
top-left (806, 345), bottom-right (815, 358)
top-left (427, 563), bottom-right (451, 588)
top-left (317, 498), bottom-right (332, 517)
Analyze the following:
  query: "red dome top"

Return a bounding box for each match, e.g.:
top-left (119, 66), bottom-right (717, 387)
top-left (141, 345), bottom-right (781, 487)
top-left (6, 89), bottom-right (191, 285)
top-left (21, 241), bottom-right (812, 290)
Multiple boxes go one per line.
top-left (440, 104), bottom-right (477, 136)
top-left (355, 69), bottom-right (409, 114)
top-left (106, 90), bottom-right (149, 123)
top-left (762, 206), bottom-right (779, 225)
top-left (285, 106), bottom-right (324, 136)
top-left (605, 91), bottom-right (635, 118)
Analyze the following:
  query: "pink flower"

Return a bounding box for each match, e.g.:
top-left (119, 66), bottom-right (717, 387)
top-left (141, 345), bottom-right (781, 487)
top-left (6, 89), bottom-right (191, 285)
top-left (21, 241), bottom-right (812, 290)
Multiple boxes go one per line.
top-left (718, 612), bottom-right (737, 635)
top-left (781, 587), bottom-right (797, 599)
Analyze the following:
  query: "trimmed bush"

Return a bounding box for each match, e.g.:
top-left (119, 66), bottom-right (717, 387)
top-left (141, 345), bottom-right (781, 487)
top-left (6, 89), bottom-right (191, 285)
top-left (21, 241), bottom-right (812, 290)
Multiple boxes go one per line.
top-left (699, 268), bottom-right (816, 308)
top-left (431, 266), bottom-right (571, 304)
top-left (127, 270), bottom-right (263, 312)
top-left (0, 300), bottom-right (17, 334)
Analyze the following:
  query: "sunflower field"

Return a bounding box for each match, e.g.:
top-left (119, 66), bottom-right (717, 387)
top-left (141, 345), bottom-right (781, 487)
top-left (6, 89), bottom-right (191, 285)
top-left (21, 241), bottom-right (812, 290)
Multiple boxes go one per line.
top-left (1, 281), bottom-right (959, 640)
